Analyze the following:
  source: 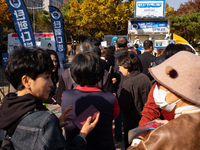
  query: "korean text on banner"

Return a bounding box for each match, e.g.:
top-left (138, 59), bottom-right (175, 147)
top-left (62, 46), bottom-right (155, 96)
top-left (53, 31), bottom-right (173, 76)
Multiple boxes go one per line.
top-left (6, 0), bottom-right (35, 47)
top-left (49, 6), bottom-right (66, 62)
top-left (135, 0), bottom-right (165, 18)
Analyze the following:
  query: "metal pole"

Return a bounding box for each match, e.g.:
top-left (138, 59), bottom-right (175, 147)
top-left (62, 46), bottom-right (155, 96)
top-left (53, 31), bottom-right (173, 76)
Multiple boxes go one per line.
top-left (27, 7), bottom-right (44, 33)
top-left (33, 8), bottom-right (35, 33)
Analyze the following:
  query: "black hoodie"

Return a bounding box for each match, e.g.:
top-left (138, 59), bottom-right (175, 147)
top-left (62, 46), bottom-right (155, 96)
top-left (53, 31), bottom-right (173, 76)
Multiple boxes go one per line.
top-left (0, 93), bottom-right (46, 130)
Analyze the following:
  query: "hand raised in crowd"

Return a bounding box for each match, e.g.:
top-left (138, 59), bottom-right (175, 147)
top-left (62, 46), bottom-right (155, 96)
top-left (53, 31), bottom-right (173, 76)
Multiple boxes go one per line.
top-left (112, 78), bottom-right (117, 84)
top-left (80, 113), bottom-right (100, 138)
top-left (59, 105), bottom-right (73, 127)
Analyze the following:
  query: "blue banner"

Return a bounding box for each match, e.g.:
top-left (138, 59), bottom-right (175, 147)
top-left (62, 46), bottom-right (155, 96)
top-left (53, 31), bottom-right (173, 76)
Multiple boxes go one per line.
top-left (130, 20), bottom-right (168, 33)
top-left (6, 0), bottom-right (35, 47)
top-left (2, 53), bottom-right (8, 68)
top-left (49, 6), bottom-right (66, 62)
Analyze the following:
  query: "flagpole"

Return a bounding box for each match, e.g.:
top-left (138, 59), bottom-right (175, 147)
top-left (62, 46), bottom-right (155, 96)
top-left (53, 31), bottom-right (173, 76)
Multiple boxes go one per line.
top-left (27, 7), bottom-right (44, 33)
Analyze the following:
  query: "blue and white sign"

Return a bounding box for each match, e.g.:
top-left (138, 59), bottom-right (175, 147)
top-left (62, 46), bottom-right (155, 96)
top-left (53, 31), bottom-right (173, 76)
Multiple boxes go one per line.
top-left (2, 53), bottom-right (8, 68)
top-left (168, 40), bottom-right (176, 44)
top-left (135, 0), bottom-right (165, 18)
top-left (130, 20), bottom-right (168, 33)
top-left (49, 6), bottom-right (66, 62)
top-left (6, 0), bottom-right (35, 47)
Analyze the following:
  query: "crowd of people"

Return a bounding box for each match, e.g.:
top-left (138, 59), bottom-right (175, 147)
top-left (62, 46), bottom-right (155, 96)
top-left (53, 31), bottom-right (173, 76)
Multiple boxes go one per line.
top-left (0, 36), bottom-right (200, 150)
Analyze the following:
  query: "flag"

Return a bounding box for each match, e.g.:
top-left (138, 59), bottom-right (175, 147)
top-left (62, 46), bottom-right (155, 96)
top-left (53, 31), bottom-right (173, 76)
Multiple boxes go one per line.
top-left (49, 6), bottom-right (66, 62)
top-left (6, 0), bottom-right (35, 47)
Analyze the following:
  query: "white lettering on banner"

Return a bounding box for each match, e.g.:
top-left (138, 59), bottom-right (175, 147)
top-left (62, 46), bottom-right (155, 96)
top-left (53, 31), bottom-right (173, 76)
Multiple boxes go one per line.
top-left (21, 31), bottom-right (31, 42)
top-left (23, 42), bottom-right (33, 47)
top-left (17, 20), bottom-right (28, 31)
top-left (57, 44), bottom-right (63, 52)
top-left (55, 29), bottom-right (62, 36)
top-left (152, 28), bottom-right (165, 31)
top-left (56, 36), bottom-right (63, 43)
top-left (53, 21), bottom-right (61, 28)
top-left (14, 10), bottom-right (25, 20)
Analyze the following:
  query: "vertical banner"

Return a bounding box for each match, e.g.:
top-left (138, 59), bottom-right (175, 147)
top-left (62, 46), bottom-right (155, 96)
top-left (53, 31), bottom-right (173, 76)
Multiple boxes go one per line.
top-left (2, 53), bottom-right (8, 68)
top-left (6, 0), bottom-right (35, 47)
top-left (49, 6), bottom-right (66, 62)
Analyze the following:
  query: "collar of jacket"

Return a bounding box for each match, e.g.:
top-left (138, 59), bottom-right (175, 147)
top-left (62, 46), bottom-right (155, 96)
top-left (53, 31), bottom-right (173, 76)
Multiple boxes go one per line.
top-left (75, 85), bottom-right (102, 92)
top-left (125, 70), bottom-right (140, 80)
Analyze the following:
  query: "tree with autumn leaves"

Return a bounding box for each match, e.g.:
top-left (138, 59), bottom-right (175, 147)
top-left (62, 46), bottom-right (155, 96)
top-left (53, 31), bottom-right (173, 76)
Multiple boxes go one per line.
top-left (3, 0), bottom-right (200, 44)
top-left (59, 0), bottom-right (175, 40)
top-left (0, 0), bottom-right (15, 35)
top-left (170, 0), bottom-right (200, 44)
top-left (64, 0), bottom-right (131, 38)
top-left (61, 0), bottom-right (176, 40)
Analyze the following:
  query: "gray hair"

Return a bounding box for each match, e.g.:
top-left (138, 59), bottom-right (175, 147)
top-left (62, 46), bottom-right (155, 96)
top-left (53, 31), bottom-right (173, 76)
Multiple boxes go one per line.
top-left (78, 42), bottom-right (95, 53)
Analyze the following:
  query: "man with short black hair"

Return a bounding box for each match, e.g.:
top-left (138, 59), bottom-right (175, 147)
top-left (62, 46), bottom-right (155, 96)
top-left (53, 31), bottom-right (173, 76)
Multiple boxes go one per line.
top-left (134, 44), bottom-right (141, 55)
top-left (107, 37), bottom-right (128, 142)
top-left (138, 40), bottom-right (155, 75)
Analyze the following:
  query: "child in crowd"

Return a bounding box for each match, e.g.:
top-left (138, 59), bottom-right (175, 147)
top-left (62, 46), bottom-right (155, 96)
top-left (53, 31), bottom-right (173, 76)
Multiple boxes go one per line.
top-left (0, 47), bottom-right (99, 150)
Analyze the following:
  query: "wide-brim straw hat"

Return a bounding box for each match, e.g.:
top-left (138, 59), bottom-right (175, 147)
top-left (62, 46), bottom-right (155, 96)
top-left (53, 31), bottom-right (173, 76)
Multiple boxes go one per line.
top-left (149, 51), bottom-right (200, 105)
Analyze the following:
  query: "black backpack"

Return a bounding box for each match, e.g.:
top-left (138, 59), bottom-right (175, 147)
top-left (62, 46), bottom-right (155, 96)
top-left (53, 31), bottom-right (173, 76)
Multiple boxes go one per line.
top-left (0, 110), bottom-right (36, 150)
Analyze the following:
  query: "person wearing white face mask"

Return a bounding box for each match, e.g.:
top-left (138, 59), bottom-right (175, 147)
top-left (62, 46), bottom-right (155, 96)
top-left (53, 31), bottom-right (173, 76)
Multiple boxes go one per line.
top-left (138, 44), bottom-right (196, 138)
top-left (153, 84), bottom-right (181, 112)
top-left (127, 51), bottom-right (200, 150)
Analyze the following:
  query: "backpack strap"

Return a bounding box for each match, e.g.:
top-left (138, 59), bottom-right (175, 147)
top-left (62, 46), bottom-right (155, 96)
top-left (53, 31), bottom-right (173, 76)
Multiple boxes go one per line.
top-left (6, 108), bottom-right (38, 137)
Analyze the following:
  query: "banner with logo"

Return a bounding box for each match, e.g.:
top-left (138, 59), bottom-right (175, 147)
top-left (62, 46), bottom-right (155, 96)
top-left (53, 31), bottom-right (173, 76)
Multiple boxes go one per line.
top-left (130, 20), bottom-right (168, 33)
top-left (135, 0), bottom-right (165, 18)
top-left (6, 0), bottom-right (35, 47)
top-left (49, 6), bottom-right (66, 62)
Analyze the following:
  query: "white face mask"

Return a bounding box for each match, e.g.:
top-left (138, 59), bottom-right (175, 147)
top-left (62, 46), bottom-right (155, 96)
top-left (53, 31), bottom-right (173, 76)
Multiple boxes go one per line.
top-left (153, 85), bottom-right (181, 112)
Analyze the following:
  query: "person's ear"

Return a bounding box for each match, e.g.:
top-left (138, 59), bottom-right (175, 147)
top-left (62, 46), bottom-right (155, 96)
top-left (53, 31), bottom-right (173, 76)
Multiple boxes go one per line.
top-left (21, 75), bottom-right (31, 89)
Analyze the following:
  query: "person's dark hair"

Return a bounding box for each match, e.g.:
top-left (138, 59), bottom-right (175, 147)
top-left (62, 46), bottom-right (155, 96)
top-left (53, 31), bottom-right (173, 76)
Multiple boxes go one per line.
top-left (165, 44), bottom-right (195, 59)
top-left (70, 51), bottom-right (104, 86)
top-left (143, 40), bottom-right (153, 50)
top-left (116, 51), bottom-right (139, 72)
top-left (105, 45), bottom-right (116, 60)
top-left (78, 42), bottom-right (95, 53)
top-left (93, 47), bottom-right (101, 57)
top-left (116, 37), bottom-right (128, 48)
top-left (5, 47), bottom-right (53, 90)
top-left (85, 37), bottom-right (101, 47)
top-left (47, 49), bottom-right (60, 86)
top-left (134, 44), bottom-right (139, 49)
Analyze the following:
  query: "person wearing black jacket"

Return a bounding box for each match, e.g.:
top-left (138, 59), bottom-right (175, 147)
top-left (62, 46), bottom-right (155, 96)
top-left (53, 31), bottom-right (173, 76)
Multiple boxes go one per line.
top-left (138, 40), bottom-right (155, 75)
top-left (107, 37), bottom-right (143, 142)
top-left (0, 47), bottom-right (99, 150)
top-left (134, 44), bottom-right (141, 55)
top-left (116, 51), bottom-right (151, 149)
top-left (106, 37), bottom-right (128, 142)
